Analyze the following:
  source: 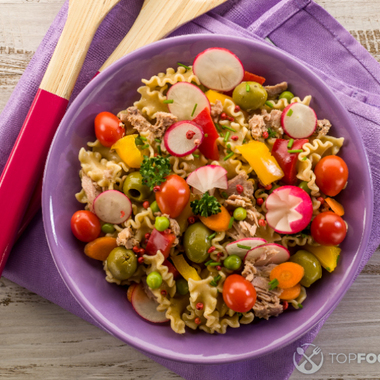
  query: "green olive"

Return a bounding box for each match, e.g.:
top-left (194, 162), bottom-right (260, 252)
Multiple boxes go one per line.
top-left (176, 278), bottom-right (189, 295)
top-left (123, 172), bottom-right (152, 202)
top-left (289, 250), bottom-right (322, 287)
top-left (279, 91), bottom-right (295, 103)
top-left (107, 247), bottom-right (137, 281)
top-left (298, 181), bottom-right (311, 195)
top-left (183, 222), bottom-right (211, 263)
top-left (232, 81), bottom-right (268, 111)
top-left (233, 207), bottom-right (247, 221)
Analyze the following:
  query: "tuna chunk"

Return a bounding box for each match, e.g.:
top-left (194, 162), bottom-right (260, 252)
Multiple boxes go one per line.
top-left (210, 100), bottom-right (223, 122)
top-left (249, 109), bottom-right (283, 139)
top-left (264, 81), bottom-right (288, 99)
top-left (81, 174), bottom-right (101, 212)
top-left (224, 172), bottom-right (254, 198)
top-left (116, 226), bottom-right (139, 249)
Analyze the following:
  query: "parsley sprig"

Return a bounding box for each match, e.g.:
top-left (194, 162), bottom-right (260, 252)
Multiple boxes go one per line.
top-left (140, 155), bottom-right (171, 190)
top-left (190, 192), bottom-right (221, 217)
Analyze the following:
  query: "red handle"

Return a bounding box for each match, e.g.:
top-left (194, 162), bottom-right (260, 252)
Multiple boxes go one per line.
top-left (0, 89), bottom-right (68, 276)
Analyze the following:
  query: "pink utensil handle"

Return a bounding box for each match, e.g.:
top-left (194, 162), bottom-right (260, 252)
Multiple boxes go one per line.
top-left (0, 89), bottom-right (68, 276)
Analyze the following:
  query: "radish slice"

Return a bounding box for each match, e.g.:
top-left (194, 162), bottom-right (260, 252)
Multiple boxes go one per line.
top-left (265, 186), bottom-right (313, 234)
top-left (93, 190), bottom-right (132, 224)
top-left (193, 48), bottom-right (245, 92)
top-left (166, 82), bottom-right (210, 121)
top-left (225, 238), bottom-right (266, 259)
top-left (244, 243), bottom-right (290, 266)
top-left (186, 165), bottom-right (228, 193)
top-left (131, 283), bottom-right (168, 323)
top-left (164, 121), bottom-right (204, 157)
top-left (281, 103), bottom-right (317, 138)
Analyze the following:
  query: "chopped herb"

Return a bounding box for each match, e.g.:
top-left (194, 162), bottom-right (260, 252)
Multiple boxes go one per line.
top-left (140, 136), bottom-right (147, 141)
top-left (140, 155), bottom-right (171, 190)
top-left (209, 262), bottom-right (221, 267)
top-left (140, 144), bottom-right (150, 150)
top-left (288, 149), bottom-right (303, 153)
top-left (163, 99), bottom-right (174, 104)
top-left (221, 191), bottom-right (229, 199)
top-left (224, 131), bottom-right (230, 142)
top-left (246, 83), bottom-right (250, 92)
top-left (298, 303), bottom-right (304, 309)
top-left (210, 280), bottom-right (217, 287)
top-left (287, 138), bottom-right (294, 149)
top-left (237, 244), bottom-right (251, 250)
top-left (301, 233), bottom-right (307, 239)
top-left (155, 138), bottom-right (161, 143)
top-left (243, 138), bottom-right (247, 144)
top-left (221, 125), bottom-right (236, 132)
top-left (227, 143), bottom-right (231, 150)
top-left (287, 109), bottom-right (294, 117)
top-left (208, 233), bottom-right (217, 240)
top-left (210, 275), bottom-right (221, 287)
top-left (237, 312), bottom-right (243, 317)
top-left (265, 101), bottom-right (273, 108)
top-left (191, 192), bottom-right (221, 217)
top-left (215, 124), bottom-right (222, 132)
top-left (204, 133), bottom-right (208, 137)
top-left (177, 62), bottom-right (190, 70)
top-left (191, 103), bottom-right (198, 117)
top-left (336, 255), bottom-right (340, 265)
top-left (193, 153), bottom-right (199, 158)
top-left (214, 275), bottom-right (221, 282)
top-left (135, 136), bottom-right (144, 146)
top-left (268, 278), bottom-right (279, 290)
top-left (205, 260), bottom-right (214, 266)
top-left (157, 145), bottom-right (162, 155)
top-left (267, 127), bottom-right (277, 138)
top-left (228, 217), bottom-right (235, 229)
top-left (326, 267), bottom-right (331, 272)
top-left (302, 156), bottom-right (307, 161)
top-left (224, 152), bottom-right (234, 161)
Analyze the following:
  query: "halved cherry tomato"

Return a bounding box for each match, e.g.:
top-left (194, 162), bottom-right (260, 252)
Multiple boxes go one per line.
top-left (311, 211), bottom-right (347, 245)
top-left (223, 274), bottom-right (257, 313)
top-left (95, 111), bottom-right (125, 147)
top-left (145, 228), bottom-right (176, 259)
top-left (156, 174), bottom-right (190, 218)
top-left (71, 210), bottom-right (101, 242)
top-left (314, 155), bottom-right (348, 196)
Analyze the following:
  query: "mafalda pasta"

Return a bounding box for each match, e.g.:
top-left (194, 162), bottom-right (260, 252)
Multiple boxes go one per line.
top-left (71, 48), bottom-right (348, 334)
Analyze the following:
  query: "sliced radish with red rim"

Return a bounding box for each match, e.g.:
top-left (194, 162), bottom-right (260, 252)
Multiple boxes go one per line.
top-left (281, 103), bottom-right (317, 139)
top-left (93, 190), bottom-right (132, 224)
top-left (166, 82), bottom-right (210, 121)
top-left (186, 165), bottom-right (228, 194)
top-left (225, 238), bottom-right (266, 259)
top-left (244, 243), bottom-right (290, 266)
top-left (164, 121), bottom-right (204, 157)
top-left (265, 186), bottom-right (313, 234)
top-left (193, 48), bottom-right (245, 92)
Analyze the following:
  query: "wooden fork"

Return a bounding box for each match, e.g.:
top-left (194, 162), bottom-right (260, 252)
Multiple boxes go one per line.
top-left (0, 0), bottom-right (121, 276)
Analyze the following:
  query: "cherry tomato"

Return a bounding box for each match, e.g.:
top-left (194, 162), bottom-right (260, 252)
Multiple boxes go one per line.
top-left (71, 210), bottom-right (101, 242)
top-left (223, 274), bottom-right (257, 313)
top-left (311, 211), bottom-right (347, 245)
top-left (94, 112), bottom-right (124, 147)
top-left (155, 174), bottom-right (190, 218)
top-left (314, 156), bottom-right (348, 196)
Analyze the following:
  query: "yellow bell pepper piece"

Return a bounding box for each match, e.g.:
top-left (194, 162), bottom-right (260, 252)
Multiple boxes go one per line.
top-left (111, 134), bottom-right (145, 168)
top-left (237, 141), bottom-right (284, 186)
top-left (205, 89), bottom-right (234, 106)
top-left (171, 255), bottom-right (201, 282)
top-left (304, 244), bottom-right (341, 273)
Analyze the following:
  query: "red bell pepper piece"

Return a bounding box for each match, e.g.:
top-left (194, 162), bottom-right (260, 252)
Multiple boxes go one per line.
top-left (145, 228), bottom-right (176, 259)
top-left (163, 259), bottom-right (180, 279)
top-left (271, 139), bottom-right (308, 185)
top-left (192, 107), bottom-right (219, 161)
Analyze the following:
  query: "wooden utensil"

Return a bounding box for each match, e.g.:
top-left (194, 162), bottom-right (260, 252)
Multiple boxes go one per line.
top-left (11, 0), bottom-right (228, 262)
top-left (0, 0), bottom-right (121, 276)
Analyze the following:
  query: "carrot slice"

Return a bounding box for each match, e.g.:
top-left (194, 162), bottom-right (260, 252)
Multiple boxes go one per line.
top-left (279, 283), bottom-right (301, 300)
top-left (127, 283), bottom-right (138, 303)
top-left (325, 197), bottom-right (345, 216)
top-left (270, 262), bottom-right (304, 289)
top-left (199, 205), bottom-right (232, 232)
top-left (84, 236), bottom-right (118, 261)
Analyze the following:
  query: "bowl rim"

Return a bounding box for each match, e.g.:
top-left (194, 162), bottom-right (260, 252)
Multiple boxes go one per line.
top-left (42, 33), bottom-right (374, 364)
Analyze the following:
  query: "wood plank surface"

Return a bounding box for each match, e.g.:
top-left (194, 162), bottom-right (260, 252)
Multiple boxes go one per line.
top-left (1, 1), bottom-right (380, 379)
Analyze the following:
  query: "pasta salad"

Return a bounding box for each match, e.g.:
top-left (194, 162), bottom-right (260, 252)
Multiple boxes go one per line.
top-left (71, 47), bottom-right (348, 334)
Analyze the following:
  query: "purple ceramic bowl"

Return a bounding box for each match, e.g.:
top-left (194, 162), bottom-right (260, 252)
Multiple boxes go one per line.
top-left (42, 34), bottom-right (373, 364)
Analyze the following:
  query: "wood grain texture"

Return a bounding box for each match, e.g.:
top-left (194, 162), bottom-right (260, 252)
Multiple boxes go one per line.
top-left (0, 0), bottom-right (379, 379)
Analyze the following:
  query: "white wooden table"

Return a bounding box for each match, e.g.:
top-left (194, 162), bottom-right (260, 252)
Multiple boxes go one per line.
top-left (1, 1), bottom-right (380, 378)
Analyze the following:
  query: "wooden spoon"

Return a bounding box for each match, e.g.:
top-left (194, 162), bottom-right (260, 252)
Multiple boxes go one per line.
top-left (98, 0), bottom-right (228, 73)
top-left (0, 0), bottom-right (121, 276)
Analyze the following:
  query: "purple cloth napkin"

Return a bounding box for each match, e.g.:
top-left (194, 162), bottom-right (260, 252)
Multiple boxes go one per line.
top-left (2, 0), bottom-right (380, 379)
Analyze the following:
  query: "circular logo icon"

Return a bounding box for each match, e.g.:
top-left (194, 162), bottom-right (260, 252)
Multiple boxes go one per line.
top-left (293, 343), bottom-right (324, 375)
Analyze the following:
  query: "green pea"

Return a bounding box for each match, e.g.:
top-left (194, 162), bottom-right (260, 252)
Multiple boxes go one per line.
top-left (176, 278), bottom-right (189, 295)
top-left (107, 247), bottom-right (137, 281)
top-left (279, 91), bottom-right (295, 103)
top-left (146, 271), bottom-right (163, 289)
top-left (233, 207), bottom-right (247, 221)
top-left (269, 184), bottom-right (280, 194)
top-left (155, 216), bottom-right (170, 231)
top-left (123, 172), bottom-right (152, 202)
top-left (101, 223), bottom-right (115, 234)
top-left (299, 181), bottom-right (311, 195)
top-left (223, 255), bottom-right (242, 270)
top-left (150, 200), bottom-right (161, 214)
